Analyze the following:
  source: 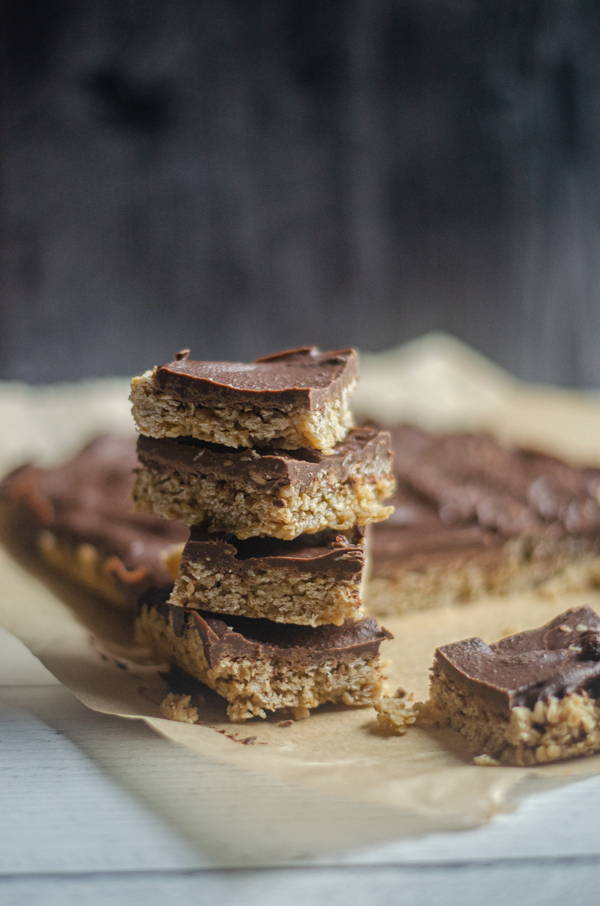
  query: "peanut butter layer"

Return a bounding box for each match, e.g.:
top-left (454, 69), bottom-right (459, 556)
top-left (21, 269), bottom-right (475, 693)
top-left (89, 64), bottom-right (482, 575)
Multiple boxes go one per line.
top-left (169, 527), bottom-right (365, 626)
top-left (0, 436), bottom-right (188, 606)
top-left (428, 607), bottom-right (600, 765)
top-left (132, 428), bottom-right (395, 539)
top-left (130, 347), bottom-right (358, 452)
top-left (366, 426), bottom-right (600, 614)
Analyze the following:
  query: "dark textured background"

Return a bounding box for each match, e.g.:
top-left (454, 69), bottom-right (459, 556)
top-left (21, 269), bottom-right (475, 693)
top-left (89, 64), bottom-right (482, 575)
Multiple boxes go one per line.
top-left (2, 0), bottom-right (600, 385)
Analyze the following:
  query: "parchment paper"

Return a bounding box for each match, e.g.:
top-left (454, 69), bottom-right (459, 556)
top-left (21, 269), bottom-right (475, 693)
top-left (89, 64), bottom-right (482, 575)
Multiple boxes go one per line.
top-left (3, 333), bottom-right (600, 843)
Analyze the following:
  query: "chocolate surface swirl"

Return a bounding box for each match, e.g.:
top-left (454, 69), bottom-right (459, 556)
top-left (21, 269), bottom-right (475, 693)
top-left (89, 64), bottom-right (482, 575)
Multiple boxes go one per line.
top-left (435, 606), bottom-right (600, 713)
top-left (1, 436), bottom-right (188, 590)
top-left (155, 346), bottom-right (358, 409)
top-left (371, 426), bottom-right (600, 569)
top-left (140, 588), bottom-right (391, 669)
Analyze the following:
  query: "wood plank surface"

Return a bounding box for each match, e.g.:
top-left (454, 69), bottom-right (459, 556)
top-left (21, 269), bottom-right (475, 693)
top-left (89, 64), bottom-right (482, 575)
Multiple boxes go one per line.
top-left (2, 861), bottom-right (599, 906)
top-left (2, 681), bottom-right (600, 905)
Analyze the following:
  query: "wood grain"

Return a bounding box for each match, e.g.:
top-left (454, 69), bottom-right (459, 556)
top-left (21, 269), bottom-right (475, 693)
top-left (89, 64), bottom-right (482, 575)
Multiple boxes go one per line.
top-left (2, 1), bottom-right (600, 384)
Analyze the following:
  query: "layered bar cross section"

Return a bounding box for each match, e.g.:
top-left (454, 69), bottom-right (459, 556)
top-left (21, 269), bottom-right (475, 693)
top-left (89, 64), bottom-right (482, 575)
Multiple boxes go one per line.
top-left (429, 606), bottom-right (600, 765)
top-left (169, 527), bottom-right (365, 627)
top-left (0, 436), bottom-right (187, 608)
top-left (132, 427), bottom-right (395, 539)
top-left (131, 347), bottom-right (358, 453)
top-left (136, 590), bottom-right (391, 720)
top-left (367, 426), bottom-right (600, 614)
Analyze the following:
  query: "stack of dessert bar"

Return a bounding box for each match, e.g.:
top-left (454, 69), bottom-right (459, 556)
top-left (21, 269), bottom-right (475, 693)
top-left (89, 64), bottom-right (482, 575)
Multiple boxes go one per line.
top-left (130, 347), bottom-right (395, 720)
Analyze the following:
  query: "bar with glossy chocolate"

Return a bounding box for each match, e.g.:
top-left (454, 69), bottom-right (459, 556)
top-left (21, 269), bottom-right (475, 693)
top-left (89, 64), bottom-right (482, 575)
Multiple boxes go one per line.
top-left (130, 346), bottom-right (358, 454)
top-left (428, 606), bottom-right (600, 765)
top-left (136, 589), bottom-right (392, 720)
top-left (366, 425), bottom-right (600, 615)
top-left (0, 436), bottom-right (188, 608)
top-left (169, 526), bottom-right (365, 627)
top-left (132, 427), bottom-right (395, 540)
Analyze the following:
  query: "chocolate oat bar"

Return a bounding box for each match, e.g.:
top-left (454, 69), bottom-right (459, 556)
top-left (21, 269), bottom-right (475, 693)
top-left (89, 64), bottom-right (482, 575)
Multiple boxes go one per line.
top-left (130, 347), bottom-right (358, 454)
top-left (429, 606), bottom-right (600, 765)
top-left (132, 427), bottom-right (395, 539)
top-left (367, 426), bottom-right (600, 614)
top-left (169, 526), bottom-right (365, 627)
top-left (0, 436), bottom-right (188, 608)
top-left (136, 589), bottom-right (391, 720)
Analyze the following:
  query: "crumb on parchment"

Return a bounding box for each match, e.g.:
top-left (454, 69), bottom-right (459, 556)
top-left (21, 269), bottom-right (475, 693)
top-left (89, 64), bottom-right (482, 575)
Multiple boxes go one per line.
top-left (473, 754), bottom-right (500, 766)
top-left (160, 692), bottom-right (199, 724)
top-left (374, 687), bottom-right (446, 735)
top-left (374, 697), bottom-right (418, 734)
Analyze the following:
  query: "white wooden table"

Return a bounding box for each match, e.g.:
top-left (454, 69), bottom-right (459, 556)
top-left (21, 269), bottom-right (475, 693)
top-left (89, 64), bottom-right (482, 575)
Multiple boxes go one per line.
top-left (1, 627), bottom-right (600, 905)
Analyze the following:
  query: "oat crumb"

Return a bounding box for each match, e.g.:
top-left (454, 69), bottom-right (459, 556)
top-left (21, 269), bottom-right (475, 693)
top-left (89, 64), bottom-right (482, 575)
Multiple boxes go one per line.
top-left (278, 719), bottom-right (294, 727)
top-left (374, 697), bottom-right (418, 735)
top-left (160, 692), bottom-right (199, 724)
top-left (474, 754), bottom-right (500, 766)
top-left (393, 686), bottom-right (414, 701)
top-left (412, 699), bottom-right (447, 727)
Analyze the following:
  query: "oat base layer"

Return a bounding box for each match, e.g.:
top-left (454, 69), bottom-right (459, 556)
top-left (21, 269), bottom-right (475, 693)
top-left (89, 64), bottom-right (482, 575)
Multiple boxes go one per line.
top-left (365, 537), bottom-right (600, 616)
top-left (430, 672), bottom-right (600, 766)
top-left (170, 560), bottom-right (362, 627)
top-left (37, 530), bottom-right (130, 608)
top-left (136, 606), bottom-right (385, 721)
top-left (34, 530), bottom-right (185, 611)
top-left (131, 369), bottom-right (355, 454)
top-left (132, 463), bottom-right (394, 540)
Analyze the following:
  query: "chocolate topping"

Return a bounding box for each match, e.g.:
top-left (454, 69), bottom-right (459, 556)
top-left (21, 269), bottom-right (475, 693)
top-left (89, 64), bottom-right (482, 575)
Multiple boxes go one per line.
top-left (182, 526), bottom-right (365, 577)
top-left (136, 427), bottom-right (393, 495)
top-left (154, 346), bottom-right (358, 409)
top-left (140, 589), bottom-right (391, 668)
top-left (371, 425), bottom-right (600, 571)
top-left (1, 436), bottom-right (188, 591)
top-left (435, 606), bottom-right (600, 713)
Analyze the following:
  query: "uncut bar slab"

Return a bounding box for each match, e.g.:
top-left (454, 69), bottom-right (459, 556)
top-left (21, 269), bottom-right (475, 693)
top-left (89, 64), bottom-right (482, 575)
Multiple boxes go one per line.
top-left (0, 436), bottom-right (187, 608)
top-left (131, 346), bottom-right (358, 454)
top-left (136, 591), bottom-right (391, 721)
top-left (366, 425), bottom-right (600, 615)
top-left (170, 527), bottom-right (365, 627)
top-left (133, 428), bottom-right (395, 540)
top-left (428, 606), bottom-right (600, 766)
